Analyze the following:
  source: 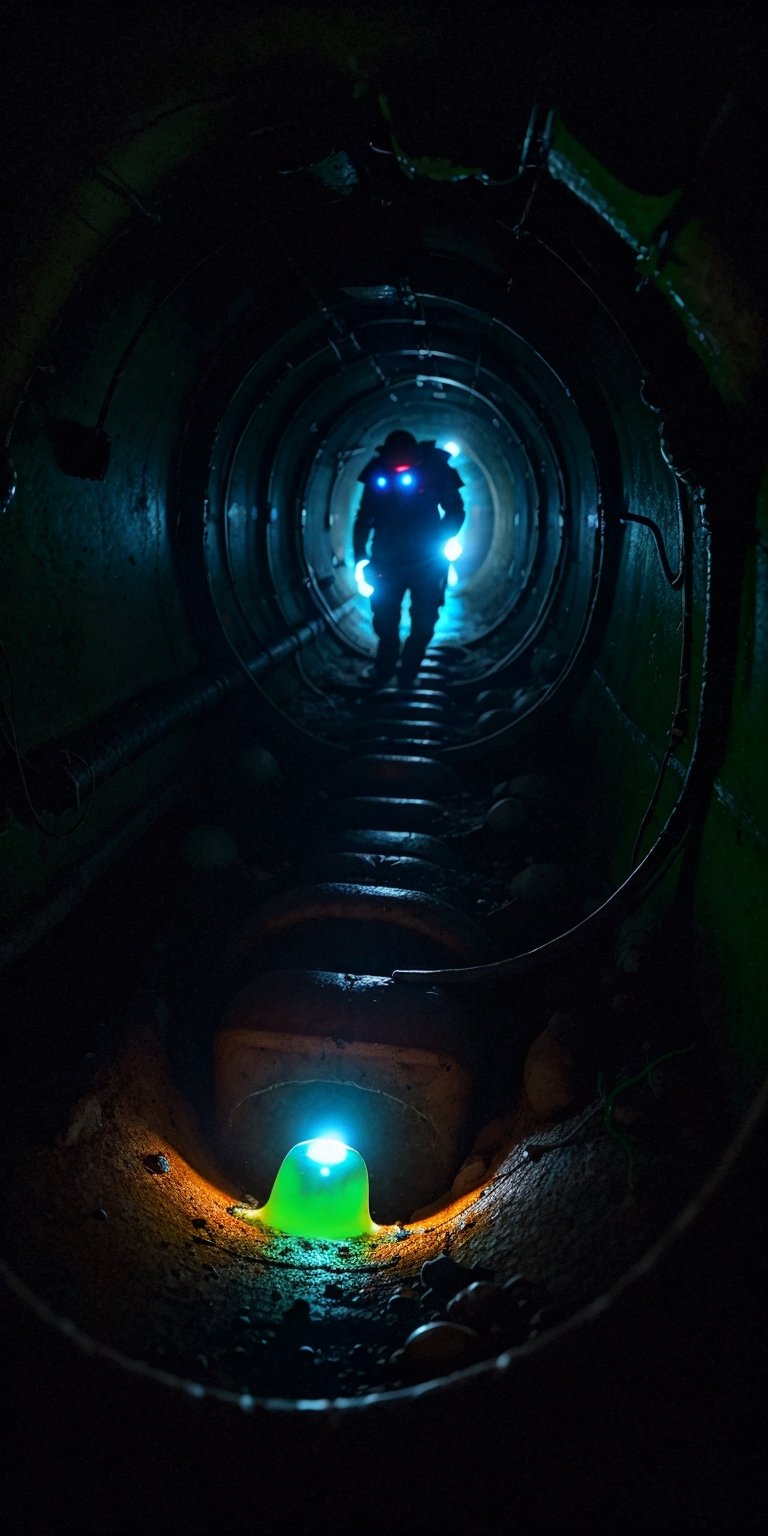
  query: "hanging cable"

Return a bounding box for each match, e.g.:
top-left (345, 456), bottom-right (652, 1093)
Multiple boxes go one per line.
top-left (630, 487), bottom-right (695, 869)
top-left (618, 511), bottom-right (685, 589)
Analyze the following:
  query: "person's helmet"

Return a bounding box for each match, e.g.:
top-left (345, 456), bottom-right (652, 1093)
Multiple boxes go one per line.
top-left (378, 429), bottom-right (418, 467)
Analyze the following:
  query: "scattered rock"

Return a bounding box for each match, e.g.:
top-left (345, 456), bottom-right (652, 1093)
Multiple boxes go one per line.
top-left (474, 709), bottom-right (516, 736)
top-left (387, 1287), bottom-right (418, 1314)
top-left (144, 1152), bottom-right (171, 1174)
top-left (446, 1282), bottom-right (512, 1331)
top-left (477, 690), bottom-right (510, 712)
top-left (450, 1157), bottom-right (487, 1199)
top-left (484, 797), bottom-right (529, 835)
top-left (235, 745), bottom-right (283, 790)
top-left (64, 1096), bottom-right (102, 1147)
top-left (502, 1273), bottom-right (550, 1303)
top-left (527, 1302), bottom-right (571, 1336)
top-left (530, 648), bottom-right (564, 682)
top-left (524, 1025), bottom-right (578, 1118)
top-left (506, 862), bottom-right (570, 907)
top-left (235, 1314), bottom-right (252, 1329)
top-left (282, 1298), bottom-right (311, 1329)
top-left (401, 1322), bottom-right (480, 1368)
top-left (470, 1116), bottom-right (515, 1160)
top-left (505, 773), bottom-right (557, 811)
top-left (420, 1254), bottom-right (494, 1299)
top-left (91, 1207), bottom-right (108, 1222)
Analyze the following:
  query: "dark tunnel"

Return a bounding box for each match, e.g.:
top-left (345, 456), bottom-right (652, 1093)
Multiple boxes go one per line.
top-left (1, 5), bottom-right (767, 1532)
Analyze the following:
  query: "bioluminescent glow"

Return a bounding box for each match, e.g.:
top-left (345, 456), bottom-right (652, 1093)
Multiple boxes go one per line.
top-left (399, 471), bottom-right (414, 487)
top-left (306, 1136), bottom-right (347, 1166)
top-left (442, 440), bottom-right (460, 458)
top-left (255, 1138), bottom-right (376, 1240)
top-left (443, 535), bottom-right (463, 562)
top-left (355, 558), bottom-right (374, 596)
top-left (375, 474), bottom-right (388, 488)
top-left (447, 563), bottom-right (459, 588)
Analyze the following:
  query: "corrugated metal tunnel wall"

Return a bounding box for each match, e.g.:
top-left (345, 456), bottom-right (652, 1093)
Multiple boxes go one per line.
top-left (1, 4), bottom-right (766, 1532)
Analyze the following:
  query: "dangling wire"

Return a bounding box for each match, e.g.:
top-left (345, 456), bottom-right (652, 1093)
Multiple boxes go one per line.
top-left (630, 485), bottom-right (695, 870)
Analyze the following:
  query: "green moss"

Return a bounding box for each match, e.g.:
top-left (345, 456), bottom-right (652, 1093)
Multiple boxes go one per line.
top-left (548, 118), bottom-right (680, 249)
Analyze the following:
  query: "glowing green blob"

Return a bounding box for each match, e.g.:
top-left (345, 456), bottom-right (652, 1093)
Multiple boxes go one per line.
top-left (256, 1138), bottom-right (376, 1241)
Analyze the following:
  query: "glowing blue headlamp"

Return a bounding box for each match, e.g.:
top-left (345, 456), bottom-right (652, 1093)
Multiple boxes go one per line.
top-left (374, 468), bottom-right (416, 491)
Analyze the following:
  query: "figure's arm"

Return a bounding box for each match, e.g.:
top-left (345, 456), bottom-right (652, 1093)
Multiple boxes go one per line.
top-left (353, 484), bottom-right (377, 562)
top-left (438, 467), bottom-right (466, 537)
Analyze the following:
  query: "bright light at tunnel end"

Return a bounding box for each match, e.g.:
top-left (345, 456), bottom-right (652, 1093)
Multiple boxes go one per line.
top-left (441, 440), bottom-right (461, 458)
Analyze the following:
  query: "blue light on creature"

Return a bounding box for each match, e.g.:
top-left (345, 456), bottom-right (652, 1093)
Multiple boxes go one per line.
top-left (375, 475), bottom-right (388, 488)
top-left (399, 472), bottom-right (414, 487)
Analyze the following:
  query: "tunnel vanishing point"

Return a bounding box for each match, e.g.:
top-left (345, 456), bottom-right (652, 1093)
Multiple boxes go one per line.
top-left (1, 5), bottom-right (767, 1533)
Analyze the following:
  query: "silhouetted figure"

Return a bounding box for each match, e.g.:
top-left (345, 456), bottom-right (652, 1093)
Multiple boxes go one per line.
top-left (353, 430), bottom-right (465, 685)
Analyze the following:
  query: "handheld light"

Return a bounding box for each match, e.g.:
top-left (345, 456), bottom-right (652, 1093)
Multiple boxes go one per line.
top-left (255, 1137), bottom-right (376, 1240)
top-left (355, 558), bottom-right (374, 597)
top-left (443, 535), bottom-right (463, 562)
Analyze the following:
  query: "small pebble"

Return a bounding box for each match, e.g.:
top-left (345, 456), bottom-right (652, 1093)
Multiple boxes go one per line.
top-left (484, 797), bottom-right (529, 835)
top-left (145, 1152), bottom-right (171, 1174)
top-left (282, 1298), bottom-right (311, 1327)
top-left (191, 1217), bottom-right (207, 1229)
top-left (91, 1207), bottom-right (108, 1222)
top-left (387, 1287), bottom-right (418, 1313)
top-left (446, 1282), bottom-right (511, 1331)
top-left (450, 1158), bottom-right (486, 1199)
top-left (235, 1314), bottom-right (252, 1328)
top-left (471, 1116), bottom-right (516, 1159)
top-left (401, 1321), bottom-right (480, 1365)
top-left (523, 1025), bottom-right (577, 1118)
top-left (420, 1254), bottom-right (493, 1299)
top-left (503, 1272), bottom-right (547, 1297)
top-left (528, 1303), bottom-right (570, 1334)
top-left (64, 1096), bottom-right (103, 1147)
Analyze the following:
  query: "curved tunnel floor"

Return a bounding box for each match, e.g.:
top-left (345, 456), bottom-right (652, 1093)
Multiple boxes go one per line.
top-left (293, 600), bottom-right (556, 719)
top-left (0, 647), bottom-right (728, 1403)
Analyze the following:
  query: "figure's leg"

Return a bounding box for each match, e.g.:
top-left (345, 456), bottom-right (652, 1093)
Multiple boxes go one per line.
top-left (399, 566), bottom-right (445, 683)
top-left (370, 571), bottom-right (405, 680)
